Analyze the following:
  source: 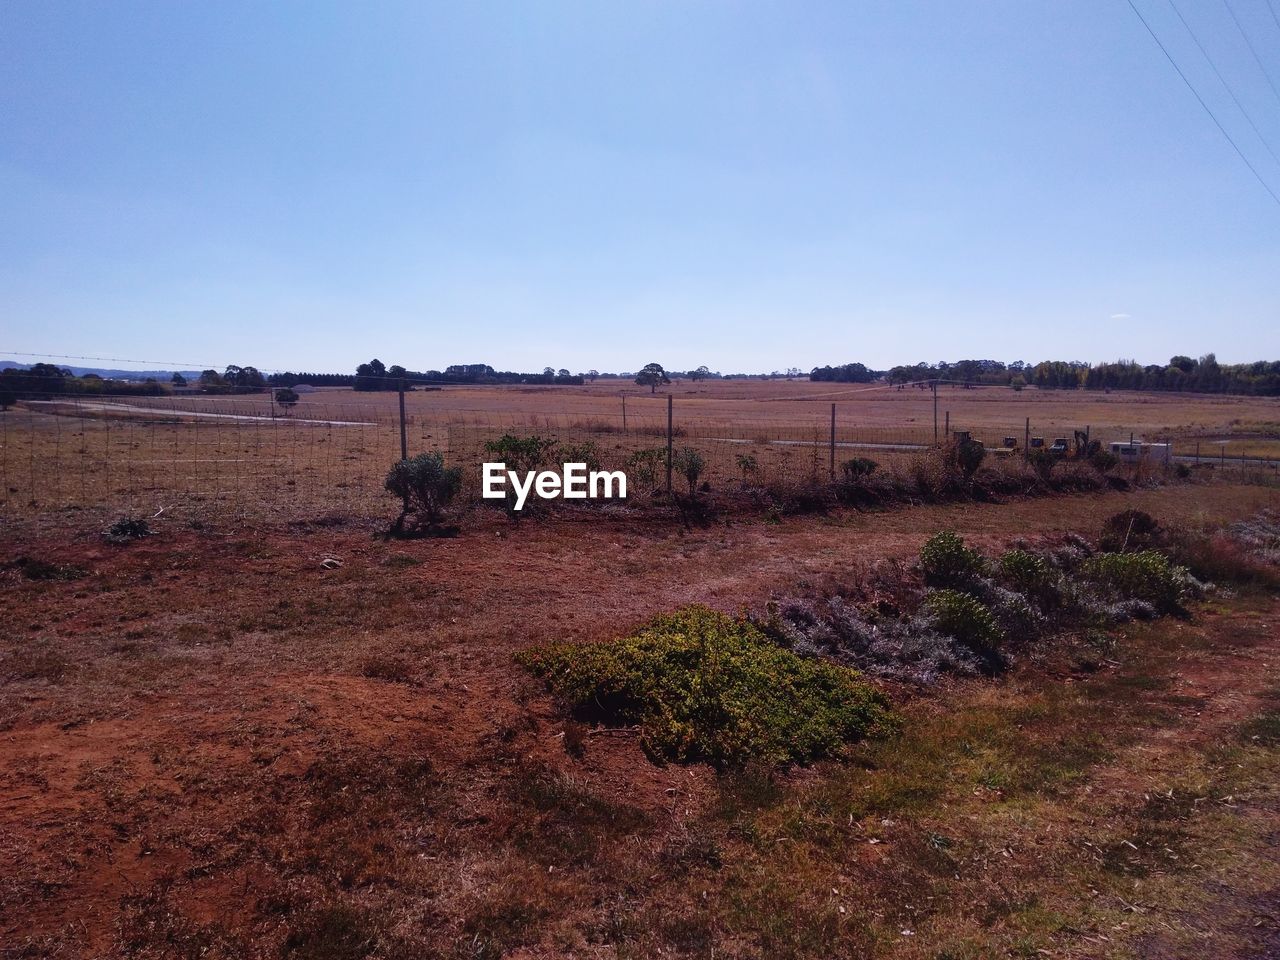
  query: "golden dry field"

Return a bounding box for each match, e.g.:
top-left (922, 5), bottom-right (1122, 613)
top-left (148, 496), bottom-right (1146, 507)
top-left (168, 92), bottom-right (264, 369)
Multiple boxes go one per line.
top-left (1, 379), bottom-right (1277, 530)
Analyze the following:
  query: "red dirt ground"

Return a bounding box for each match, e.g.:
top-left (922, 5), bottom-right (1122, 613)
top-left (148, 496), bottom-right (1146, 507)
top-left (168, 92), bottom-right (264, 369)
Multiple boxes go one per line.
top-left (1, 480), bottom-right (1277, 957)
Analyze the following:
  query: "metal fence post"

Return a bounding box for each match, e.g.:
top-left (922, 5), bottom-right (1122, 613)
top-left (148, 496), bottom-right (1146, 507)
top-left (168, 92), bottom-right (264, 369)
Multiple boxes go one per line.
top-left (829, 403), bottom-right (836, 479)
top-left (1024, 418), bottom-right (1030, 461)
top-left (665, 394), bottom-right (674, 495)
top-left (398, 379), bottom-right (408, 461)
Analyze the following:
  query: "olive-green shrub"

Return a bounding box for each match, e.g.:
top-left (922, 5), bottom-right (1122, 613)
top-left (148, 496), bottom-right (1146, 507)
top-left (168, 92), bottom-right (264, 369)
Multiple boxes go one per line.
top-left (517, 606), bottom-right (895, 768)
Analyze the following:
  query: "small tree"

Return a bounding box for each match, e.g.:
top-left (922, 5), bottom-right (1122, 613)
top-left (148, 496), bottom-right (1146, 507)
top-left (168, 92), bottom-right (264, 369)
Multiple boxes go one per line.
top-left (635, 362), bottom-right (671, 394)
top-left (274, 387), bottom-right (299, 409)
top-left (950, 438), bottom-right (985, 480)
top-left (385, 452), bottom-right (463, 534)
top-left (672, 447), bottom-right (705, 495)
top-left (627, 448), bottom-right (668, 491)
top-left (171, 372), bottom-right (187, 387)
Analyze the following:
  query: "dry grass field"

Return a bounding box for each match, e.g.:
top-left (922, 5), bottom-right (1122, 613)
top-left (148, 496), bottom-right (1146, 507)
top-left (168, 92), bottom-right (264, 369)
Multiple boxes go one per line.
top-left (2, 381), bottom-right (1277, 531)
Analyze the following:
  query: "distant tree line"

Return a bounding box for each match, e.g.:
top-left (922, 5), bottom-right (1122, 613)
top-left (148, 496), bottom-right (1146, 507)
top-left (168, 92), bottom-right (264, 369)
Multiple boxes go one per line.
top-left (0, 363), bottom-right (166, 405)
top-left (810, 362), bottom-right (879, 383)
top-left (814, 355), bottom-right (1280, 396)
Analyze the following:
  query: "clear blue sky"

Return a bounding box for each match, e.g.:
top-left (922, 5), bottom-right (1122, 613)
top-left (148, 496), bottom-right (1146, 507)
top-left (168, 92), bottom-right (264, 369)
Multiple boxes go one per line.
top-left (3, 0), bottom-right (1278, 374)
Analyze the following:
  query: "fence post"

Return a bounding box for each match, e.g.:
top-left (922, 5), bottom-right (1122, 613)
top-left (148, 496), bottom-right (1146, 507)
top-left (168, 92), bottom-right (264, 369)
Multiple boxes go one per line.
top-left (398, 379), bottom-right (408, 461)
top-left (1024, 417), bottom-right (1029, 462)
top-left (621, 395), bottom-right (627, 432)
top-left (931, 380), bottom-right (938, 445)
top-left (665, 394), bottom-right (674, 495)
top-left (944, 410), bottom-right (949, 439)
top-left (829, 403), bottom-right (836, 479)
top-left (1195, 441), bottom-right (1200, 464)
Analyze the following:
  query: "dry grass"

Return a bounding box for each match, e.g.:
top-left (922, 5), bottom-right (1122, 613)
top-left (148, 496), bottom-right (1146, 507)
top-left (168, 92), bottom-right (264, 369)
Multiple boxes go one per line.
top-left (2, 382), bottom-right (1277, 532)
top-left (1, 481), bottom-right (1279, 956)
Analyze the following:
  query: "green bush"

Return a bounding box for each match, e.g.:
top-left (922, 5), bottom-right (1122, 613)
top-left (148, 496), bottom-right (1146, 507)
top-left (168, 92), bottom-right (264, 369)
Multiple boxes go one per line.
top-left (949, 439), bottom-right (986, 480)
top-left (627, 448), bottom-right (668, 491)
top-left (517, 606), bottom-right (895, 768)
top-left (1080, 550), bottom-right (1189, 614)
top-left (998, 548), bottom-right (1056, 600)
top-left (922, 590), bottom-right (1004, 660)
top-left (920, 531), bottom-right (986, 587)
top-left (561, 440), bottom-right (603, 473)
top-left (385, 452), bottom-right (462, 530)
top-left (483, 434), bottom-right (558, 474)
top-left (672, 447), bottom-right (706, 496)
top-left (840, 457), bottom-right (878, 481)
top-left (1099, 509), bottom-right (1161, 552)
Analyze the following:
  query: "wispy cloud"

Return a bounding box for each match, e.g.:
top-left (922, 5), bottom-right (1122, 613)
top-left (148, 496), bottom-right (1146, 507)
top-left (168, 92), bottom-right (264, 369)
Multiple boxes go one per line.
top-left (1110, 313), bottom-right (1131, 320)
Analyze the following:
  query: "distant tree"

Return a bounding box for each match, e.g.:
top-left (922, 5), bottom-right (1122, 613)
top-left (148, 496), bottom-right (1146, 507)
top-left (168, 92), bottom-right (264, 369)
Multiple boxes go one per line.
top-left (355, 358), bottom-right (388, 391)
top-left (689, 365), bottom-right (711, 381)
top-left (557, 368), bottom-right (570, 378)
top-left (275, 387), bottom-right (299, 409)
top-left (199, 369), bottom-right (224, 387)
top-left (171, 372), bottom-right (187, 387)
top-left (0, 386), bottom-right (14, 410)
top-left (635, 362), bottom-right (671, 394)
top-left (1169, 355), bottom-right (1196, 373)
top-left (587, 369), bottom-right (599, 382)
top-left (543, 366), bottom-right (555, 377)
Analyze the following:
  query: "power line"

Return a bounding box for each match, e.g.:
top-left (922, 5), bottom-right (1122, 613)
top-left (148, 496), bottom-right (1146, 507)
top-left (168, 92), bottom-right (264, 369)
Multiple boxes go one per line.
top-left (1222, 0), bottom-right (1280, 106)
top-left (1268, 0), bottom-right (1280, 33)
top-left (1124, 0), bottom-right (1280, 207)
top-left (1168, 0), bottom-right (1280, 168)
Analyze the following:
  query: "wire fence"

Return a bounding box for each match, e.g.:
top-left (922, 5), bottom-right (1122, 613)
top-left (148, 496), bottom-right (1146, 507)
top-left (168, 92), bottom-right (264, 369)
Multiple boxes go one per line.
top-left (1, 393), bottom-right (1276, 533)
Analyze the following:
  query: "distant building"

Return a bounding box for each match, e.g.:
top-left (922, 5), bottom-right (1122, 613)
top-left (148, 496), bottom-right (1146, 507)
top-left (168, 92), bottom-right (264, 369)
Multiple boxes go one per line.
top-left (1109, 441), bottom-right (1171, 463)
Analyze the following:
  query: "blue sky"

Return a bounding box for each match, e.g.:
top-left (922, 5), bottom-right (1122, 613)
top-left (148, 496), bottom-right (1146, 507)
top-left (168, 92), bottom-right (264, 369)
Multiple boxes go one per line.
top-left (2, 0), bottom-right (1278, 374)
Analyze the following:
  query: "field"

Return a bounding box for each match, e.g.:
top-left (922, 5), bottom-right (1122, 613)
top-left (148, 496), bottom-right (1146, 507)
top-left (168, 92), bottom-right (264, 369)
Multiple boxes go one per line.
top-left (2, 380), bottom-right (1278, 531)
top-left (3, 384), bottom-right (1280, 958)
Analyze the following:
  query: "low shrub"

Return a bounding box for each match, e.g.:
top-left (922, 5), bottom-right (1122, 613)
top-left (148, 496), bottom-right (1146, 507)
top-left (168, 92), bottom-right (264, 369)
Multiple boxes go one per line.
top-left (920, 531), bottom-right (986, 587)
top-left (517, 606), bottom-right (895, 768)
top-left (385, 452), bottom-right (462, 532)
top-left (921, 590), bottom-right (1004, 665)
top-left (765, 596), bottom-right (984, 684)
top-left (1099, 509), bottom-right (1161, 552)
top-left (105, 516), bottom-right (151, 543)
top-left (1164, 530), bottom-right (1280, 591)
top-left (999, 548), bottom-right (1051, 592)
top-left (947, 438), bottom-right (986, 480)
top-left (672, 447), bottom-right (706, 496)
top-left (561, 440), bottom-right (603, 473)
top-left (1080, 550), bottom-right (1197, 614)
top-left (627, 448), bottom-right (668, 492)
top-left (840, 457), bottom-right (878, 481)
